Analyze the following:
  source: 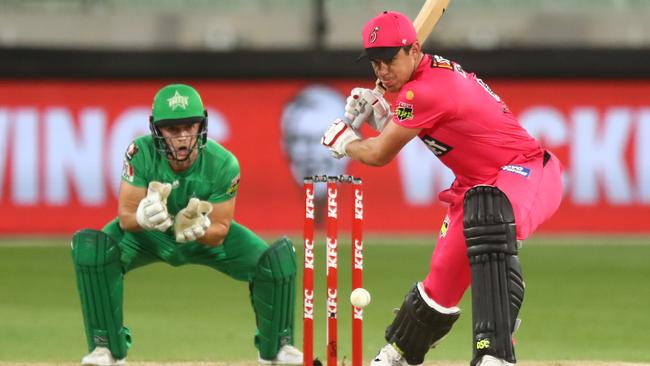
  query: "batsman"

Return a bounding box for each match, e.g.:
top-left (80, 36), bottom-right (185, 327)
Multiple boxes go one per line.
top-left (71, 84), bottom-right (302, 366)
top-left (322, 10), bottom-right (563, 366)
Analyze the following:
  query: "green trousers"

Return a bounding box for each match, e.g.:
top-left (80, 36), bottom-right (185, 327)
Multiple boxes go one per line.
top-left (103, 218), bottom-right (268, 280)
top-left (76, 218), bottom-right (270, 358)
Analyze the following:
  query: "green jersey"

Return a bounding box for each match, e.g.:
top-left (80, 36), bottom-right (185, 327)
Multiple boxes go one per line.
top-left (121, 135), bottom-right (241, 216)
top-left (74, 84), bottom-right (296, 362)
top-left (108, 133), bottom-right (266, 276)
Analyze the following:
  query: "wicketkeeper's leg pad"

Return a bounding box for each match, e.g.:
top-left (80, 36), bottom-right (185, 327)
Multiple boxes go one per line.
top-left (385, 283), bottom-right (461, 365)
top-left (71, 229), bottom-right (131, 359)
top-left (252, 237), bottom-right (297, 360)
top-left (463, 185), bottom-right (525, 366)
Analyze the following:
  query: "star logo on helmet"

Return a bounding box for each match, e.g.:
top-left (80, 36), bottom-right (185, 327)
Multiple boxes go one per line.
top-left (167, 90), bottom-right (189, 110)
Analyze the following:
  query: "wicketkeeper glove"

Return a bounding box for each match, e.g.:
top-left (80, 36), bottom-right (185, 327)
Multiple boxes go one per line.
top-left (136, 181), bottom-right (173, 232)
top-left (321, 118), bottom-right (361, 159)
top-left (174, 198), bottom-right (213, 243)
top-left (344, 87), bottom-right (392, 132)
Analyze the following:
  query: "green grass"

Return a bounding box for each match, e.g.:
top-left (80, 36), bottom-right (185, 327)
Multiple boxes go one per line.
top-left (0, 236), bottom-right (648, 363)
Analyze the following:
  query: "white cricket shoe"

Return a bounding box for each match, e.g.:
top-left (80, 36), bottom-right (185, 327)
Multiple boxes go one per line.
top-left (477, 355), bottom-right (515, 366)
top-left (370, 343), bottom-right (413, 366)
top-left (81, 347), bottom-right (125, 366)
top-left (258, 344), bottom-right (303, 365)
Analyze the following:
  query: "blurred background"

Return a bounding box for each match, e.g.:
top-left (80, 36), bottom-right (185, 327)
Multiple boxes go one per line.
top-left (1, 0), bottom-right (649, 234)
top-left (0, 0), bottom-right (649, 364)
top-left (1, 0), bottom-right (650, 50)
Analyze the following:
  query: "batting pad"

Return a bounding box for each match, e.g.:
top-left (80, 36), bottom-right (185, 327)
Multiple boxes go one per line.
top-left (385, 283), bottom-right (460, 365)
top-left (463, 186), bottom-right (524, 366)
top-left (252, 237), bottom-right (297, 360)
top-left (72, 229), bottom-right (131, 359)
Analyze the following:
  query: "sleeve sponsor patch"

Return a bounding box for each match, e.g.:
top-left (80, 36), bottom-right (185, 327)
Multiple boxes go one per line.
top-left (501, 165), bottom-right (531, 178)
top-left (125, 142), bottom-right (139, 161)
top-left (395, 102), bottom-right (414, 121)
top-left (226, 174), bottom-right (240, 195)
top-left (122, 161), bottom-right (134, 182)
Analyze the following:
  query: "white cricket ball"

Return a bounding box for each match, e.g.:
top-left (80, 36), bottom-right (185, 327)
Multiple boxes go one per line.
top-left (350, 288), bottom-right (371, 308)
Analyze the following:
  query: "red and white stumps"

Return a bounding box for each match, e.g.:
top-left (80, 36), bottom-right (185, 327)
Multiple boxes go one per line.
top-left (303, 175), bottom-right (364, 366)
top-left (303, 177), bottom-right (315, 366)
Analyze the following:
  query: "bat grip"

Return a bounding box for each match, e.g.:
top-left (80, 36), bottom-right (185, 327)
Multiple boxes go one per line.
top-left (374, 79), bottom-right (386, 95)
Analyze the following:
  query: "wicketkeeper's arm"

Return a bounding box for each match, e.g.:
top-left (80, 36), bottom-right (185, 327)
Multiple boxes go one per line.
top-left (118, 180), bottom-right (173, 232)
top-left (195, 198), bottom-right (235, 246)
top-left (117, 180), bottom-right (147, 232)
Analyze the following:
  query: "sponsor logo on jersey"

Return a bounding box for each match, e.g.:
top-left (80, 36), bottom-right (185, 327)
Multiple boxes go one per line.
top-left (420, 135), bottom-right (453, 157)
top-left (453, 62), bottom-right (467, 78)
top-left (395, 102), bottom-right (414, 121)
top-left (501, 165), bottom-right (531, 178)
top-left (431, 55), bottom-right (453, 70)
top-left (121, 161), bottom-right (134, 182)
top-left (227, 174), bottom-right (240, 195)
top-left (439, 214), bottom-right (450, 238)
top-left (167, 90), bottom-right (189, 110)
top-left (125, 142), bottom-right (139, 161)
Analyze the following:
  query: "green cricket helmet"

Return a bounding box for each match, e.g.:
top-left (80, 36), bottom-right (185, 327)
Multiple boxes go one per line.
top-left (149, 84), bottom-right (208, 161)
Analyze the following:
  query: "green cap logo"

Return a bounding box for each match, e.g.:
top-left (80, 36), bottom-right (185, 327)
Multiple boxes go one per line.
top-left (151, 84), bottom-right (205, 124)
top-left (167, 90), bottom-right (189, 110)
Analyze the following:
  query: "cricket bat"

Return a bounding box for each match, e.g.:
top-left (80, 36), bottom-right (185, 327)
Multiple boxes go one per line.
top-left (375, 0), bottom-right (452, 93)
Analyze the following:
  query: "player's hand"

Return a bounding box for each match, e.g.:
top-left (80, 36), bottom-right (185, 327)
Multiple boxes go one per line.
top-left (136, 181), bottom-right (173, 232)
top-left (174, 198), bottom-right (213, 243)
top-left (321, 118), bottom-right (361, 159)
top-left (344, 87), bottom-right (391, 132)
top-left (344, 88), bottom-right (373, 128)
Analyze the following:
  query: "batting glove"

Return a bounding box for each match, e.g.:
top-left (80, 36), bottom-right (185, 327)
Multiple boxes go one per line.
top-left (321, 118), bottom-right (361, 159)
top-left (174, 198), bottom-right (213, 243)
top-left (136, 181), bottom-right (173, 232)
top-left (344, 87), bottom-right (392, 132)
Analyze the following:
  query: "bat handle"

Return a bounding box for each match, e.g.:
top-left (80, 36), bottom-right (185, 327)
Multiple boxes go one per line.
top-left (374, 79), bottom-right (386, 95)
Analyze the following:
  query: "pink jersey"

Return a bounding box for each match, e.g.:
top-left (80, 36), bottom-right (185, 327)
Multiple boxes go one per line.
top-left (393, 54), bottom-right (543, 188)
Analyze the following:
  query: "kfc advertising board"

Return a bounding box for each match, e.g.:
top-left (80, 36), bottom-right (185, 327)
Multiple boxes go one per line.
top-left (0, 80), bottom-right (649, 234)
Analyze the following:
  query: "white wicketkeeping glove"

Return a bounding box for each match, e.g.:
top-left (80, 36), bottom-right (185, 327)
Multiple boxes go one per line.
top-left (344, 87), bottom-right (392, 132)
top-left (174, 198), bottom-right (213, 243)
top-left (136, 181), bottom-right (173, 232)
top-left (321, 118), bottom-right (361, 159)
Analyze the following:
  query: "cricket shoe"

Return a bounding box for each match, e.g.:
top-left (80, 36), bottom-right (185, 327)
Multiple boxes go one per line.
top-left (370, 343), bottom-right (416, 366)
top-left (81, 347), bottom-right (125, 366)
top-left (477, 355), bottom-right (515, 366)
top-left (258, 344), bottom-right (303, 365)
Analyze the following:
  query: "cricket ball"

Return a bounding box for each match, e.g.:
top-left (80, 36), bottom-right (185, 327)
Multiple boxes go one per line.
top-left (350, 288), bottom-right (371, 308)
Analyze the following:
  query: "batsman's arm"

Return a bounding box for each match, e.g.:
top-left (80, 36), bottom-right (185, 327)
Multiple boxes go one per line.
top-left (117, 180), bottom-right (147, 232)
top-left (196, 198), bottom-right (236, 246)
top-left (345, 122), bottom-right (421, 166)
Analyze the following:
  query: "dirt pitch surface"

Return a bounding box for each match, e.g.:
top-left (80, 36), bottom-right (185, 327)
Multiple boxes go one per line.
top-left (2, 362), bottom-right (649, 366)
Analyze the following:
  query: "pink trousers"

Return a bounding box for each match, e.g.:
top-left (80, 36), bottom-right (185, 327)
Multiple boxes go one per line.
top-left (422, 151), bottom-right (563, 307)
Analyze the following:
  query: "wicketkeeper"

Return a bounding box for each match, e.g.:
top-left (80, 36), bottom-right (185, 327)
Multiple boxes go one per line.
top-left (322, 11), bottom-right (563, 366)
top-left (71, 84), bottom-right (302, 365)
